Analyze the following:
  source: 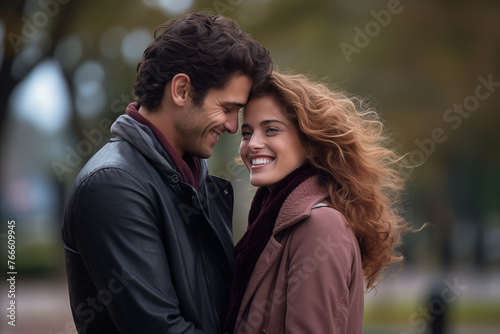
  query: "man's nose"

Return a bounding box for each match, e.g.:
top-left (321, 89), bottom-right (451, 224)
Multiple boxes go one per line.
top-left (224, 112), bottom-right (239, 134)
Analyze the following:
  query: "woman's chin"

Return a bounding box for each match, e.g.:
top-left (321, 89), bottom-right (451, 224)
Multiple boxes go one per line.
top-left (249, 178), bottom-right (265, 188)
top-left (250, 178), bottom-right (276, 189)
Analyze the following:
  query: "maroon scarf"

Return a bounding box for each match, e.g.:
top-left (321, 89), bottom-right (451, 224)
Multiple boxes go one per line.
top-left (224, 163), bottom-right (317, 333)
top-left (126, 103), bottom-right (201, 189)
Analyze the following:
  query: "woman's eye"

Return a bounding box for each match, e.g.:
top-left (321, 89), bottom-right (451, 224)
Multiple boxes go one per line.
top-left (241, 131), bottom-right (252, 138)
top-left (265, 127), bottom-right (279, 134)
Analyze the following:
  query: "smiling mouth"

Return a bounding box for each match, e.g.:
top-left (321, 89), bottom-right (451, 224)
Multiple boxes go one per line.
top-left (210, 130), bottom-right (221, 140)
top-left (251, 158), bottom-right (274, 166)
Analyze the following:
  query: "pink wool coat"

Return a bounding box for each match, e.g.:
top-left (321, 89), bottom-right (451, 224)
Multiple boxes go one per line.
top-left (233, 176), bottom-right (364, 334)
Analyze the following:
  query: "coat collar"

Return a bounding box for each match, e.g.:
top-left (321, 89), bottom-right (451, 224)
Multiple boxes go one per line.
top-left (111, 109), bottom-right (207, 190)
top-left (235, 174), bottom-right (329, 328)
top-left (273, 175), bottom-right (329, 235)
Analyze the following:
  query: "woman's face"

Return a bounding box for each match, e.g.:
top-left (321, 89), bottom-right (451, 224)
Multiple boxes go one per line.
top-left (240, 95), bottom-right (308, 189)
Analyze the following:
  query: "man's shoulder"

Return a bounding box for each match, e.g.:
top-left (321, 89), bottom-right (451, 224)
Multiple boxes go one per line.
top-left (74, 140), bottom-right (146, 186)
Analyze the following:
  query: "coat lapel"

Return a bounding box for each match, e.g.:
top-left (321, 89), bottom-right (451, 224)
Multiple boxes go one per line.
top-left (235, 176), bottom-right (330, 328)
top-left (236, 235), bottom-right (284, 324)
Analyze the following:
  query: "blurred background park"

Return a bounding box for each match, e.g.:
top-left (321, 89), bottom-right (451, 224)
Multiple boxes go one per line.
top-left (0, 0), bottom-right (499, 333)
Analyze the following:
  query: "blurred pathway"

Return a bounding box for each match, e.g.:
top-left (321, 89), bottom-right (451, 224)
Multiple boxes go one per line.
top-left (1, 269), bottom-right (499, 333)
top-left (1, 277), bottom-right (74, 334)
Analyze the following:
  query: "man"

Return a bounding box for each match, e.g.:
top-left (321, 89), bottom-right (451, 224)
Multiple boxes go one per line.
top-left (61, 12), bottom-right (272, 333)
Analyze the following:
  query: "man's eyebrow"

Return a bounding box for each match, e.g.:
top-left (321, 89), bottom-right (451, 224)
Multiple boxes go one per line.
top-left (223, 102), bottom-right (246, 108)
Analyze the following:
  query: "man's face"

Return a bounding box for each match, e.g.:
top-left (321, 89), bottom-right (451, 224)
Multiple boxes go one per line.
top-left (174, 75), bottom-right (252, 158)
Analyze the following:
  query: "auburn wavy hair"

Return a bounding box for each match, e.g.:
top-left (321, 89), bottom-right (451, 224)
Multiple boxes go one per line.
top-left (250, 71), bottom-right (410, 291)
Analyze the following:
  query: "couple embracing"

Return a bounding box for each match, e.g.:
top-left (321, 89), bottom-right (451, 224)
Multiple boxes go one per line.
top-left (62, 12), bottom-right (408, 334)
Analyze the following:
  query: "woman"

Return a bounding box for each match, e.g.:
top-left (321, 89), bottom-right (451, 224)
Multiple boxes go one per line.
top-left (224, 72), bottom-right (409, 334)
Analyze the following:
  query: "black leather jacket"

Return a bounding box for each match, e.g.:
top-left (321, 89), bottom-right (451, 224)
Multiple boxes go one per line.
top-left (62, 115), bottom-right (235, 333)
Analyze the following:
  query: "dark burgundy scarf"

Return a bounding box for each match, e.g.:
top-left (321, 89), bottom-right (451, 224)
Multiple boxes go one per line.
top-left (224, 163), bottom-right (317, 333)
top-left (126, 103), bottom-right (201, 189)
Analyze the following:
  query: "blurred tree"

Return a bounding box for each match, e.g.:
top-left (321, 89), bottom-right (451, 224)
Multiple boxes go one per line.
top-left (0, 0), bottom-right (80, 130)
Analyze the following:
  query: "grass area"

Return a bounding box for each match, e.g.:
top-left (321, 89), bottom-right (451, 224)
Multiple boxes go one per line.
top-left (364, 298), bottom-right (500, 332)
top-left (0, 239), bottom-right (65, 276)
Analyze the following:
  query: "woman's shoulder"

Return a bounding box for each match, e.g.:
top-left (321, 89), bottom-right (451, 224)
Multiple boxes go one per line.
top-left (290, 204), bottom-right (357, 249)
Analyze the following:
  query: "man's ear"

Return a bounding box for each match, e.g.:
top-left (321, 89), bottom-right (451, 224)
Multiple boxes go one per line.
top-left (170, 73), bottom-right (191, 107)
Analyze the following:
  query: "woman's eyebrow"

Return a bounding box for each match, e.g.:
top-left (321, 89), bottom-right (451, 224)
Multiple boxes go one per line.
top-left (241, 119), bottom-right (287, 129)
top-left (260, 119), bottom-right (286, 126)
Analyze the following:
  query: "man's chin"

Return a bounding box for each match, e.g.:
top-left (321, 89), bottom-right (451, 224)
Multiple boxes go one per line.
top-left (184, 142), bottom-right (213, 159)
top-left (193, 147), bottom-right (212, 159)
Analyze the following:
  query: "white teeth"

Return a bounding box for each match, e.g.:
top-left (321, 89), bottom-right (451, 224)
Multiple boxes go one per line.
top-left (251, 158), bottom-right (273, 165)
top-left (210, 131), bottom-right (220, 139)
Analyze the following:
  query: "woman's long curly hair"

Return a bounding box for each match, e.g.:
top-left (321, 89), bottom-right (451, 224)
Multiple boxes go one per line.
top-left (251, 71), bottom-right (410, 291)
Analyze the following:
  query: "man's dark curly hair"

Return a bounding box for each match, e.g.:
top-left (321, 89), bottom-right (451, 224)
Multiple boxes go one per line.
top-left (134, 12), bottom-right (272, 111)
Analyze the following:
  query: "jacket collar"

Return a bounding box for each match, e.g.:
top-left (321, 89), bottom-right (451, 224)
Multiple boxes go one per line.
top-left (273, 175), bottom-right (329, 234)
top-left (111, 113), bottom-right (208, 188)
